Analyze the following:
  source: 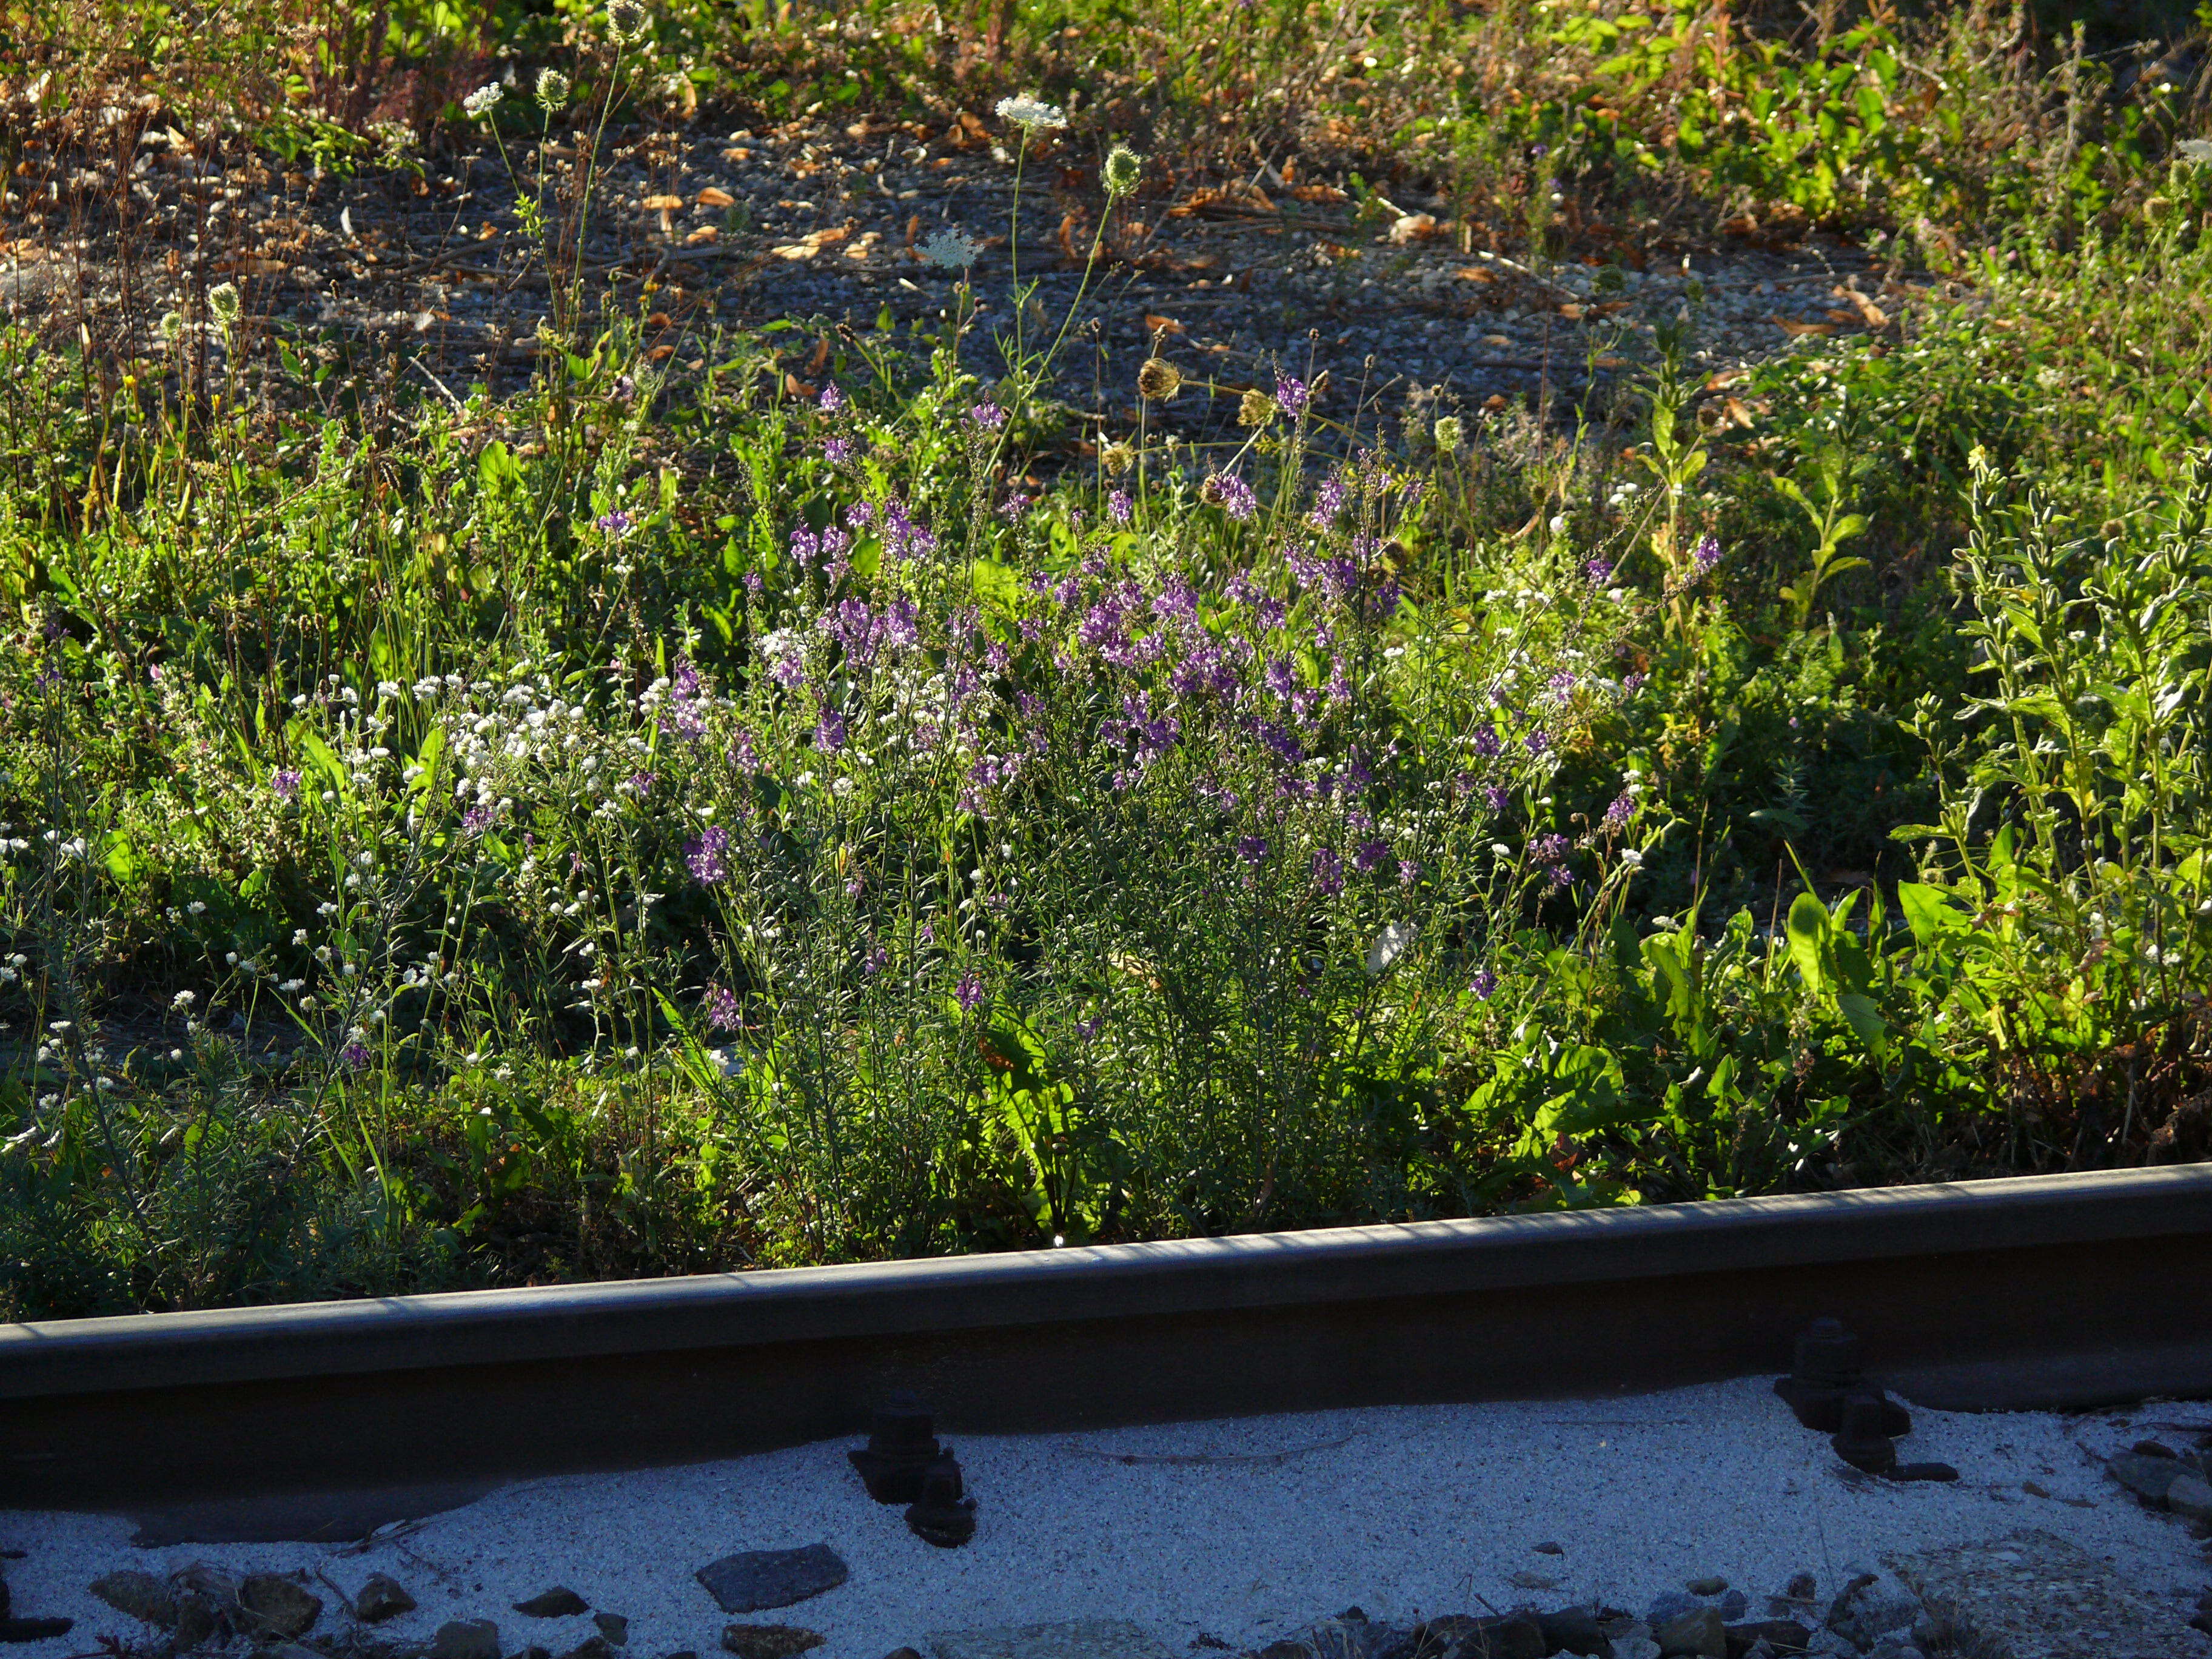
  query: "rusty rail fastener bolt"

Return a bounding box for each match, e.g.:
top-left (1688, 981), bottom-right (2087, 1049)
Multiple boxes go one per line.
top-left (905, 1455), bottom-right (977, 1548)
top-left (1775, 1317), bottom-right (1909, 1436)
top-left (850, 1392), bottom-right (944, 1504)
top-left (1831, 1388), bottom-right (1900, 1476)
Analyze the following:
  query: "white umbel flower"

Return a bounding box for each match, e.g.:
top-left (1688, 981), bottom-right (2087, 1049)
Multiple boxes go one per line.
top-left (917, 229), bottom-right (980, 270)
top-left (463, 83), bottom-right (506, 118)
top-left (995, 93), bottom-right (1067, 132)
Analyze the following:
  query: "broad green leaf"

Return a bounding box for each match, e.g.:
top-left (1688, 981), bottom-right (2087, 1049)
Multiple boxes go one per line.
top-left (1786, 893), bottom-right (1831, 994)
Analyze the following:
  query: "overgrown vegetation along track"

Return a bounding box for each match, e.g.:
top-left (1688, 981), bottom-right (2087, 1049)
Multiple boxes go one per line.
top-left (4, 1165), bottom-right (2208, 1517)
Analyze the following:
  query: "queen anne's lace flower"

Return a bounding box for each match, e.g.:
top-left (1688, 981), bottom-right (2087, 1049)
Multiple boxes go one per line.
top-left (917, 230), bottom-right (980, 270)
top-left (1102, 145), bottom-right (1143, 196)
top-left (995, 93), bottom-right (1067, 132)
top-left (463, 83), bottom-right (506, 118)
top-left (606, 0), bottom-right (648, 42)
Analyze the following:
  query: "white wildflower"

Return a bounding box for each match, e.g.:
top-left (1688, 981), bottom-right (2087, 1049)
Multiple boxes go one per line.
top-left (918, 229), bottom-right (981, 271)
top-left (994, 93), bottom-right (1067, 132)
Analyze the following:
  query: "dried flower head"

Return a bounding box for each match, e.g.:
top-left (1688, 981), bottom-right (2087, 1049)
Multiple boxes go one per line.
top-left (463, 82), bottom-right (506, 118)
top-left (1433, 415), bottom-right (1463, 452)
top-left (1136, 357), bottom-right (1181, 401)
top-left (206, 281), bottom-right (241, 326)
top-left (1238, 388), bottom-right (1275, 428)
top-left (1102, 144), bottom-right (1143, 198)
top-left (158, 310), bottom-right (185, 344)
top-left (995, 93), bottom-right (1067, 132)
top-left (607, 0), bottom-right (648, 42)
top-left (535, 67), bottom-right (571, 110)
top-left (1100, 440), bottom-right (1136, 477)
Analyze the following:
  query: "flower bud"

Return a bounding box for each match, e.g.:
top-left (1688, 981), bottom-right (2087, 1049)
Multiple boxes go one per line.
top-left (1102, 144), bottom-right (1143, 198)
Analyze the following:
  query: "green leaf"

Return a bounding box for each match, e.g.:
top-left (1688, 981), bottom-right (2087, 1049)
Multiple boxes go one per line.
top-left (1836, 991), bottom-right (1890, 1059)
top-left (1894, 881), bottom-right (1959, 951)
top-left (1786, 893), bottom-right (1831, 994)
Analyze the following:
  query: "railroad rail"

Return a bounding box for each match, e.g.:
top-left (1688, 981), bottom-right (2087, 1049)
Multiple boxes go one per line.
top-left (4, 1165), bottom-right (2209, 1529)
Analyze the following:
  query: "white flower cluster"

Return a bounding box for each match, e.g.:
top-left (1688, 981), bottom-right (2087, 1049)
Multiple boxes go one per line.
top-left (994, 94), bottom-right (1066, 132)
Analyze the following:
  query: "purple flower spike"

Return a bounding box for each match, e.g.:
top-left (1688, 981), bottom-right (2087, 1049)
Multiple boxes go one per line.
top-left (1208, 472), bottom-right (1258, 521)
top-left (686, 824), bottom-right (733, 883)
top-left (1274, 374), bottom-right (1310, 416)
top-left (1235, 835), bottom-right (1270, 865)
top-left (956, 971), bottom-right (986, 1013)
top-left (819, 383), bottom-right (844, 412)
top-left (596, 509), bottom-right (634, 538)
top-left (1470, 968), bottom-right (1497, 1002)
top-left (1108, 489), bottom-right (1133, 524)
top-left (272, 768), bottom-right (303, 801)
top-left (1694, 534), bottom-right (1722, 574)
top-left (969, 401), bottom-right (1008, 431)
top-left (704, 984), bottom-right (741, 1031)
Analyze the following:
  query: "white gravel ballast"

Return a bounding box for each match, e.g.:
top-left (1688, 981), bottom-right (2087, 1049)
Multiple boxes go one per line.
top-left (4, 1377), bottom-right (2210, 1659)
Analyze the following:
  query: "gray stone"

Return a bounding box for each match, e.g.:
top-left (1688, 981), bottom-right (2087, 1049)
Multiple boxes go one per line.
top-left (2108, 1453), bottom-right (2187, 1504)
top-left (1888, 1527), bottom-right (2212, 1659)
top-left (1823, 1579), bottom-right (1917, 1652)
top-left (355, 1575), bottom-right (417, 1624)
top-left (1453, 1618), bottom-right (1542, 1659)
top-left (1724, 1622), bottom-right (1810, 1655)
top-left (1652, 1607), bottom-right (1724, 1658)
top-left (1685, 1580), bottom-right (1728, 1598)
top-left (927, 1621), bottom-right (1181, 1659)
top-left (1646, 1594), bottom-right (1702, 1631)
top-left (1534, 1607), bottom-right (1607, 1657)
top-left (560, 1639), bottom-right (614, 1659)
top-left (88, 1570), bottom-right (176, 1629)
top-left (695, 1548), bottom-right (848, 1616)
top-left (266, 1643), bottom-right (323, 1659)
top-left (2168, 1472), bottom-right (2212, 1521)
top-left (595, 1615), bottom-right (630, 1646)
top-left (1802, 1637), bottom-right (1853, 1658)
top-left (432, 1620), bottom-right (503, 1659)
top-left (175, 1591), bottom-right (221, 1648)
top-left (719, 1629), bottom-right (826, 1659)
top-left (236, 1575), bottom-right (321, 1639)
top-left (1717, 1593), bottom-right (1748, 1623)
top-left (516, 1590), bottom-right (591, 1619)
top-left (1612, 1639), bottom-right (1661, 1659)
